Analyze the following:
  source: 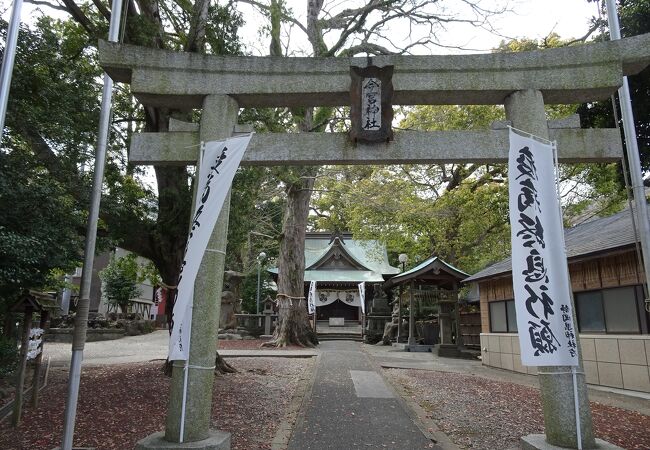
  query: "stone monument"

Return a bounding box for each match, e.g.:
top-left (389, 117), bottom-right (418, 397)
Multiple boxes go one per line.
top-left (365, 284), bottom-right (391, 344)
top-left (219, 271), bottom-right (244, 331)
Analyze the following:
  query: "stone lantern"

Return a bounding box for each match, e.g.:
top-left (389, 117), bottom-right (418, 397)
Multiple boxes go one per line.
top-left (261, 295), bottom-right (275, 337)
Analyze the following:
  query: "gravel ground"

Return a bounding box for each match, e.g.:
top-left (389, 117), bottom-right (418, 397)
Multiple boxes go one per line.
top-left (42, 332), bottom-right (306, 366)
top-left (0, 357), bottom-right (314, 450)
top-left (384, 368), bottom-right (650, 450)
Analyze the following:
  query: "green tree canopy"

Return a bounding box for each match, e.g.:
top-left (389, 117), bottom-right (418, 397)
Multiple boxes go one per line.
top-left (99, 253), bottom-right (142, 314)
top-left (0, 149), bottom-right (83, 305)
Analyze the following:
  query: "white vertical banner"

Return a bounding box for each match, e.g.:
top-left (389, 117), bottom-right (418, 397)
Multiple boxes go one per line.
top-left (358, 282), bottom-right (366, 314)
top-left (508, 128), bottom-right (578, 367)
top-left (168, 134), bottom-right (253, 360)
top-left (307, 281), bottom-right (317, 314)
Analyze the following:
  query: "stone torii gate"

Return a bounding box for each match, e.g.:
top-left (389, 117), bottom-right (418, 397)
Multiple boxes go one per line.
top-left (99, 34), bottom-right (650, 450)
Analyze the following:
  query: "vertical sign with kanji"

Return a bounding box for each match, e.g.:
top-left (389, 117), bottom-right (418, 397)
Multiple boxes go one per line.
top-left (349, 65), bottom-right (393, 144)
top-left (508, 128), bottom-right (579, 367)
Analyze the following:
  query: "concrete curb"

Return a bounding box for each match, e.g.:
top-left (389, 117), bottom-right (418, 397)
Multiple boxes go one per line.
top-left (270, 353), bottom-right (320, 450)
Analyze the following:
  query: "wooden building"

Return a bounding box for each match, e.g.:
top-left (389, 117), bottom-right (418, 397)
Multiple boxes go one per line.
top-left (270, 232), bottom-right (400, 322)
top-left (465, 208), bottom-right (650, 392)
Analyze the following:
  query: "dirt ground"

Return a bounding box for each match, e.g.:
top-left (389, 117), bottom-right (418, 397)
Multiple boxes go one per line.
top-left (384, 368), bottom-right (650, 450)
top-left (0, 357), bottom-right (314, 450)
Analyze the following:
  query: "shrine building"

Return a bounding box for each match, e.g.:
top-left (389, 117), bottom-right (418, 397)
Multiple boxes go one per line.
top-left (269, 232), bottom-right (400, 322)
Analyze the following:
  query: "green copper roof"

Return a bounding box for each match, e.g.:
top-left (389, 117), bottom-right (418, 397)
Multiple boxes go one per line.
top-left (304, 270), bottom-right (386, 282)
top-left (304, 237), bottom-right (399, 274)
top-left (383, 255), bottom-right (468, 289)
top-left (268, 234), bottom-right (399, 283)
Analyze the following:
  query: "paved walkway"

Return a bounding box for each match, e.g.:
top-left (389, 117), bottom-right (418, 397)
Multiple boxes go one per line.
top-left (44, 330), bottom-right (171, 365)
top-left (287, 341), bottom-right (443, 450)
top-left (43, 330), bottom-right (318, 366)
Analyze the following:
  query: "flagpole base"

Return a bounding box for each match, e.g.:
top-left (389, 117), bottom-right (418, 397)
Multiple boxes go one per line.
top-left (521, 434), bottom-right (622, 450)
top-left (135, 430), bottom-right (230, 450)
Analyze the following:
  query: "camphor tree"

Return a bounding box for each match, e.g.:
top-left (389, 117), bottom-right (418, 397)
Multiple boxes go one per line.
top-left (5, 0), bottom-right (245, 372)
top-left (239, 0), bottom-right (509, 346)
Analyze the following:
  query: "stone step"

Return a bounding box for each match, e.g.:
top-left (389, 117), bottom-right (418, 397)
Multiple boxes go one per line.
top-left (318, 334), bottom-right (363, 342)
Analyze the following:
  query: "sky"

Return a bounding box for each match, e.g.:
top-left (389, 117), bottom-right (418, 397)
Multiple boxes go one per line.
top-left (236, 0), bottom-right (602, 56)
top-left (4, 0), bottom-right (602, 55)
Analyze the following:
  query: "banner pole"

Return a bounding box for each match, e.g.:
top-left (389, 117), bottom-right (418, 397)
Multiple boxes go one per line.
top-left (605, 0), bottom-right (650, 310)
top-left (179, 314), bottom-right (192, 443)
top-left (572, 366), bottom-right (582, 450)
top-left (554, 139), bottom-right (583, 450)
top-left (60, 1), bottom-right (124, 448)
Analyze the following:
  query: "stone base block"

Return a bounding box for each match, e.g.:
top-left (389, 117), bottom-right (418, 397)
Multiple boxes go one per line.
top-left (521, 434), bottom-right (623, 450)
top-left (437, 344), bottom-right (460, 358)
top-left (135, 430), bottom-right (231, 450)
top-left (259, 334), bottom-right (274, 340)
top-left (406, 344), bottom-right (433, 352)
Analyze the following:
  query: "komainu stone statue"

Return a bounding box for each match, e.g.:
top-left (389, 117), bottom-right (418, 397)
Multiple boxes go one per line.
top-left (219, 270), bottom-right (244, 330)
top-left (381, 293), bottom-right (400, 345)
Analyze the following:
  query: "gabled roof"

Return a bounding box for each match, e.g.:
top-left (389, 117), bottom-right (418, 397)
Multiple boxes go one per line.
top-left (268, 232), bottom-right (399, 283)
top-left (384, 256), bottom-right (468, 290)
top-left (303, 270), bottom-right (387, 283)
top-left (464, 207), bottom-right (643, 283)
top-left (12, 291), bottom-right (59, 313)
top-left (307, 237), bottom-right (369, 271)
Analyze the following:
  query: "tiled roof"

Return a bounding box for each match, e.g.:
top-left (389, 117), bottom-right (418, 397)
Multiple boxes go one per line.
top-left (464, 207), bottom-right (643, 283)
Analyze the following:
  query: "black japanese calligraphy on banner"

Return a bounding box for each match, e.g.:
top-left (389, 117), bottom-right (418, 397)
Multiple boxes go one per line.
top-left (508, 129), bottom-right (579, 366)
top-left (168, 134), bottom-right (253, 361)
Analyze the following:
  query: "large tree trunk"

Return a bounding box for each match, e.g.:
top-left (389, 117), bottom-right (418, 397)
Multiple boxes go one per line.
top-left (263, 165), bottom-right (319, 348)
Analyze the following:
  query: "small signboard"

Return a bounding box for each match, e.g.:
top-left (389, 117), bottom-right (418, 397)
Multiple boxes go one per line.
top-left (27, 328), bottom-right (44, 360)
top-left (349, 65), bottom-right (394, 144)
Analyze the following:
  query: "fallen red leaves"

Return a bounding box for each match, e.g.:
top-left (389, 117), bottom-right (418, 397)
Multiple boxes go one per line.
top-left (0, 357), bottom-right (313, 450)
top-left (384, 369), bottom-right (650, 450)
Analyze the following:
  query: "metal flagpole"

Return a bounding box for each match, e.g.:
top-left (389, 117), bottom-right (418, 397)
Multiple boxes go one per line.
top-left (605, 0), bottom-right (650, 309)
top-left (60, 0), bottom-right (124, 448)
top-left (572, 366), bottom-right (583, 450)
top-left (0, 0), bottom-right (23, 138)
top-left (179, 301), bottom-right (192, 443)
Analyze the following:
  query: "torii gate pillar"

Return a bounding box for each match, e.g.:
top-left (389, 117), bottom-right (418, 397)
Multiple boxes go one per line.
top-left (137, 95), bottom-right (237, 449)
top-left (505, 89), bottom-right (596, 449)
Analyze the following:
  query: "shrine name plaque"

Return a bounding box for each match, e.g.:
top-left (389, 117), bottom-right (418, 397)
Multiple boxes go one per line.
top-left (349, 65), bottom-right (394, 144)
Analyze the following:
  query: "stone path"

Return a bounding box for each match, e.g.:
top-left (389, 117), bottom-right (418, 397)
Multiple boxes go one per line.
top-left (287, 341), bottom-right (443, 450)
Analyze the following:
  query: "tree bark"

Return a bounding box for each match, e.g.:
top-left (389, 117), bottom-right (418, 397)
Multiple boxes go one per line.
top-left (263, 165), bottom-right (319, 347)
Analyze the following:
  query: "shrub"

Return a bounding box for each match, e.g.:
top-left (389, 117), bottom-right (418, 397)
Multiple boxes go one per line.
top-left (0, 336), bottom-right (18, 377)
